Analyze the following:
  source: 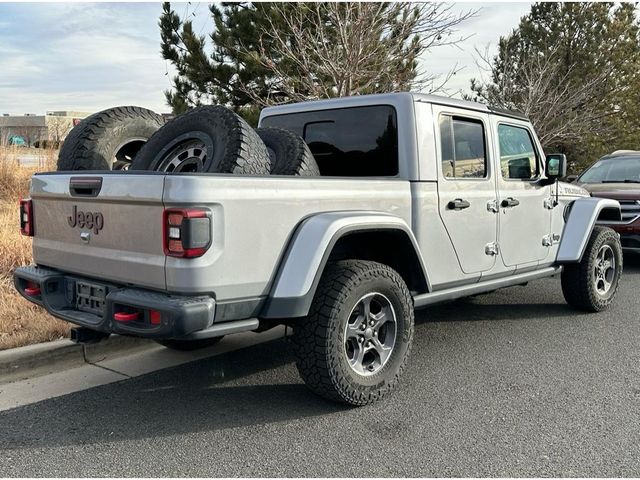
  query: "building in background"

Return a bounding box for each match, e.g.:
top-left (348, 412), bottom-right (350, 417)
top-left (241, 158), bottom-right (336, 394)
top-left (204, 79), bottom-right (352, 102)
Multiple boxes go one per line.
top-left (0, 111), bottom-right (91, 147)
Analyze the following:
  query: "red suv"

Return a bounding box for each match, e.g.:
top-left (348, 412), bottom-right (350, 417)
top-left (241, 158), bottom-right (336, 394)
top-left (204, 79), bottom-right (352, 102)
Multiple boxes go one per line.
top-left (575, 151), bottom-right (640, 253)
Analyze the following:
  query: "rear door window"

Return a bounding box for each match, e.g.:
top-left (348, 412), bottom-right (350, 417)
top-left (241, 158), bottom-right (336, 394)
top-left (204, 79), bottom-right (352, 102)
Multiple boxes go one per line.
top-left (439, 115), bottom-right (487, 179)
top-left (261, 105), bottom-right (398, 176)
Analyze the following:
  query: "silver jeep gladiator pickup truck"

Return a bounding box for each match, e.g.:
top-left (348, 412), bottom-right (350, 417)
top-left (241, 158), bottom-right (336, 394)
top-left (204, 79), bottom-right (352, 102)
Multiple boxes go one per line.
top-left (15, 93), bottom-right (623, 405)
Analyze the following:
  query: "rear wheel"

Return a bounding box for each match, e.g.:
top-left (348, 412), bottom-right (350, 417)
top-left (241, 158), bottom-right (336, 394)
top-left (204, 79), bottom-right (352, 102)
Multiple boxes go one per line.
top-left (57, 106), bottom-right (164, 171)
top-left (156, 336), bottom-right (224, 351)
top-left (131, 105), bottom-right (271, 175)
top-left (292, 260), bottom-right (414, 406)
top-left (561, 226), bottom-right (623, 312)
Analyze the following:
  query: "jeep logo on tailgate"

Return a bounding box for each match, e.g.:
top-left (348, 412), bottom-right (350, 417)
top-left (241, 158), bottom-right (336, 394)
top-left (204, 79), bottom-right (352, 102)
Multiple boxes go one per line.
top-left (68, 205), bottom-right (104, 234)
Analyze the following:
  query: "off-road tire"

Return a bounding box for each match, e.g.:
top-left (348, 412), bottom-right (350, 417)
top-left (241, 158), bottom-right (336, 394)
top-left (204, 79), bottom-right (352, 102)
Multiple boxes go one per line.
top-left (561, 226), bottom-right (623, 312)
top-left (57, 106), bottom-right (164, 171)
top-left (156, 336), bottom-right (224, 351)
top-left (131, 105), bottom-right (271, 174)
top-left (292, 260), bottom-right (414, 406)
top-left (255, 127), bottom-right (320, 176)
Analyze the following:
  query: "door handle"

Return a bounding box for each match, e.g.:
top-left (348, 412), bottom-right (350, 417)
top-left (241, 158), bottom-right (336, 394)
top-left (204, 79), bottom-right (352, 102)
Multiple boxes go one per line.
top-left (447, 198), bottom-right (471, 210)
top-left (501, 197), bottom-right (520, 208)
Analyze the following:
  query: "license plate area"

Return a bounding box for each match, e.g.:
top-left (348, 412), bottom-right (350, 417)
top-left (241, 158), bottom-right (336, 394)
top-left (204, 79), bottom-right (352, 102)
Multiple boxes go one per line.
top-left (75, 280), bottom-right (107, 316)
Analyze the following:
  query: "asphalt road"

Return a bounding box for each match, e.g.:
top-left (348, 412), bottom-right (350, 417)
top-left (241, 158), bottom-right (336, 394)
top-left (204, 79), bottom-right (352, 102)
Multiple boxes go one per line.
top-left (1, 256), bottom-right (639, 477)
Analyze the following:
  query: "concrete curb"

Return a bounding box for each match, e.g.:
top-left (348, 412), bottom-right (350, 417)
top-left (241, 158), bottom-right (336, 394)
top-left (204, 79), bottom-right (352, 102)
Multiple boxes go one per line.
top-left (0, 335), bottom-right (154, 385)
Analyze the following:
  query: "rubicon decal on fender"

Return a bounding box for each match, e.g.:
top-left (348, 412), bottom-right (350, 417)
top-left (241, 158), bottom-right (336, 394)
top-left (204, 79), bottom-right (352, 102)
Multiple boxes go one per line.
top-left (67, 205), bottom-right (104, 234)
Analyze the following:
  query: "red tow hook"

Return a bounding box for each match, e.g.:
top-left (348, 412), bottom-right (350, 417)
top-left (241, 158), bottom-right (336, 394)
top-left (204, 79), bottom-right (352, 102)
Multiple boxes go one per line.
top-left (24, 282), bottom-right (41, 296)
top-left (114, 311), bottom-right (140, 322)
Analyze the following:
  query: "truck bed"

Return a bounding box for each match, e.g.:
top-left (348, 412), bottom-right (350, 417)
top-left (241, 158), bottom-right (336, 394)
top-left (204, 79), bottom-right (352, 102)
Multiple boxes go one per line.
top-left (30, 172), bottom-right (412, 304)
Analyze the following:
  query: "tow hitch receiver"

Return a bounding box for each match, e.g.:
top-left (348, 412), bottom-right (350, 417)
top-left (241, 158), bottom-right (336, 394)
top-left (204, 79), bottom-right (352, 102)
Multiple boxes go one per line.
top-left (70, 327), bottom-right (110, 344)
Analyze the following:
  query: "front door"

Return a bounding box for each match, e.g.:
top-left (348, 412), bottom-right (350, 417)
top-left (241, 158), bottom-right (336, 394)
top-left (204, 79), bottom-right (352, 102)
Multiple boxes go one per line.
top-left (434, 106), bottom-right (498, 274)
top-left (493, 119), bottom-right (551, 267)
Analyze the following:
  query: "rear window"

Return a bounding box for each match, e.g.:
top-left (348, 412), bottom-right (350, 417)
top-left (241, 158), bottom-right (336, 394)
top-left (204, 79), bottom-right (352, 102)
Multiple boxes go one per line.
top-left (260, 105), bottom-right (398, 176)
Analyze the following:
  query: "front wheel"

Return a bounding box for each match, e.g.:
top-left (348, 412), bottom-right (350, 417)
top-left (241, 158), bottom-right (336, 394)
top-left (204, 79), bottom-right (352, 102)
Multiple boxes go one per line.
top-left (561, 226), bottom-right (623, 312)
top-left (292, 260), bottom-right (414, 406)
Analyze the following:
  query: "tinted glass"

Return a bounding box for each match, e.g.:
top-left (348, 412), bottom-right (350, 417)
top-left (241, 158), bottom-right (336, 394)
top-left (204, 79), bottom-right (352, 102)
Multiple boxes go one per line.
top-left (579, 156), bottom-right (640, 183)
top-left (439, 115), bottom-right (487, 178)
top-left (498, 124), bottom-right (538, 180)
top-left (261, 105), bottom-right (398, 176)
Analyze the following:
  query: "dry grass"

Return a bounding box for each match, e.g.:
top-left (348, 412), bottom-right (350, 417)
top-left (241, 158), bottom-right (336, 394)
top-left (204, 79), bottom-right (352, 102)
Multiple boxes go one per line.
top-left (0, 147), bottom-right (70, 350)
top-left (0, 276), bottom-right (70, 351)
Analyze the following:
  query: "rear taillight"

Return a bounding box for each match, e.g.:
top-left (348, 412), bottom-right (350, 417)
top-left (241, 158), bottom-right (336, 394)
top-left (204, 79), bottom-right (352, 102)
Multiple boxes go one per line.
top-left (163, 208), bottom-right (211, 258)
top-left (20, 198), bottom-right (34, 236)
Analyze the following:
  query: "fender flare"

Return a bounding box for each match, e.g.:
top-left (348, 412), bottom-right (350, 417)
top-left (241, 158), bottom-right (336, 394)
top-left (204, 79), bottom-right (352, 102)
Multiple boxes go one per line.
top-left (556, 197), bottom-right (621, 263)
top-left (261, 211), bottom-right (430, 319)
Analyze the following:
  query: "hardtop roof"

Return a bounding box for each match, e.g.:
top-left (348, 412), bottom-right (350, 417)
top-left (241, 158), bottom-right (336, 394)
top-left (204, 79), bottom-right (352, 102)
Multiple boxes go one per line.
top-left (260, 92), bottom-right (528, 121)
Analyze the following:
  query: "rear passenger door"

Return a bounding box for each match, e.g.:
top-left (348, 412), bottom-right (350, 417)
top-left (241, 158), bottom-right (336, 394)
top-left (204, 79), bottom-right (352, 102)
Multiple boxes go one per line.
top-left (492, 118), bottom-right (551, 267)
top-left (434, 106), bottom-right (498, 274)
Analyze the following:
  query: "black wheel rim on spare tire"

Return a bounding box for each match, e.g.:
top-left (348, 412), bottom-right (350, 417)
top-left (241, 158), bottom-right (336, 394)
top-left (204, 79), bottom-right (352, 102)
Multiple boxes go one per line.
top-left (150, 132), bottom-right (214, 173)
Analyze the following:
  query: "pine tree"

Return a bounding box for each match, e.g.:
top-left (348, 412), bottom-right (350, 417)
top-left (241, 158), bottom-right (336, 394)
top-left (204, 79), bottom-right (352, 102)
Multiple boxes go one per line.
top-left (160, 2), bottom-right (287, 121)
top-left (160, 2), bottom-right (473, 122)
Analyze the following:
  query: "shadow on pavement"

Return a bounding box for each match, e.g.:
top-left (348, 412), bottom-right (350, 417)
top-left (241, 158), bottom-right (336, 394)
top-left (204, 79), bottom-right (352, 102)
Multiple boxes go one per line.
top-left (1, 260), bottom-right (635, 452)
top-left (421, 299), bottom-right (572, 324)
top-left (0, 338), bottom-right (348, 450)
top-left (421, 251), bottom-right (640, 324)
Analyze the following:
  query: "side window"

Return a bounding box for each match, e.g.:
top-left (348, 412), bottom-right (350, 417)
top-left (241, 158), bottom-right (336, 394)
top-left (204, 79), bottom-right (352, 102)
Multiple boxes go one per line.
top-left (497, 124), bottom-right (539, 180)
top-left (439, 115), bottom-right (487, 179)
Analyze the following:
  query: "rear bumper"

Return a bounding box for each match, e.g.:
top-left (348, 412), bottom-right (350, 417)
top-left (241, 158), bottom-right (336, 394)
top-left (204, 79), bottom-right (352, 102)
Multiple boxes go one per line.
top-left (14, 265), bottom-right (215, 339)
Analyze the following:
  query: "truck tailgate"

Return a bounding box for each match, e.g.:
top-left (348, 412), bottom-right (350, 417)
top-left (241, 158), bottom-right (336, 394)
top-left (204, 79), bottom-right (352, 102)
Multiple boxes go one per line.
top-left (30, 173), bottom-right (166, 291)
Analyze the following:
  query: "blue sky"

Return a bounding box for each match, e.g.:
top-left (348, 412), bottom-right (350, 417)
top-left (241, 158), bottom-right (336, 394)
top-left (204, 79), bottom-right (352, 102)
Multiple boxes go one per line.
top-left (0, 2), bottom-right (532, 115)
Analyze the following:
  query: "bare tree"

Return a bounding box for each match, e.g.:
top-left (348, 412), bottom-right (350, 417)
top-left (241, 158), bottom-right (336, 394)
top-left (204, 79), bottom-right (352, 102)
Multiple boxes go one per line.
top-left (47, 116), bottom-right (73, 144)
top-left (470, 45), bottom-right (618, 149)
top-left (235, 3), bottom-right (475, 107)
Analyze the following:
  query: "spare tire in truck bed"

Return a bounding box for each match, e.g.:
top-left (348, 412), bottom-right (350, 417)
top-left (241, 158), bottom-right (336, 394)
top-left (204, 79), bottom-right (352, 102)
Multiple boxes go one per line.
top-left (57, 106), bottom-right (164, 171)
top-left (255, 127), bottom-right (320, 176)
top-left (131, 105), bottom-right (271, 174)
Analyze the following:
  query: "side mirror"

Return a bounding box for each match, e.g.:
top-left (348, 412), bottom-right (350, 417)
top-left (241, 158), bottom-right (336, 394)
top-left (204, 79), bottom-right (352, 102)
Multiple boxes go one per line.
top-left (545, 153), bottom-right (567, 179)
